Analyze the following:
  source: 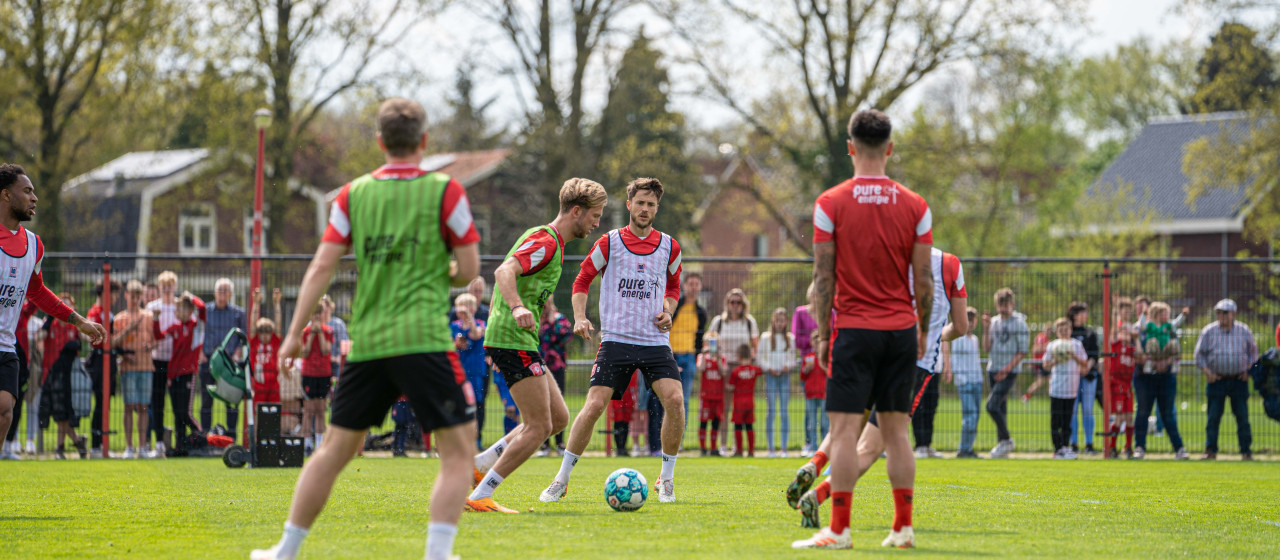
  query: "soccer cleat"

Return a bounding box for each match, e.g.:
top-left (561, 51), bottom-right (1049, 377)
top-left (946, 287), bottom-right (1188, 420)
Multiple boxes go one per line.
top-left (472, 467), bottom-right (485, 489)
top-left (656, 477), bottom-right (675, 503)
top-left (791, 527), bottom-right (852, 549)
top-left (798, 489), bottom-right (821, 528)
top-left (249, 546), bottom-right (294, 560)
top-left (465, 497), bottom-right (518, 513)
top-left (539, 480), bottom-right (569, 503)
top-left (786, 462), bottom-right (818, 509)
top-left (881, 526), bottom-right (915, 548)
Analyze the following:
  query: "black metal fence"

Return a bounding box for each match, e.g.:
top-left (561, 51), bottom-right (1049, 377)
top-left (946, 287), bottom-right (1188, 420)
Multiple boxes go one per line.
top-left (9, 254), bottom-right (1278, 458)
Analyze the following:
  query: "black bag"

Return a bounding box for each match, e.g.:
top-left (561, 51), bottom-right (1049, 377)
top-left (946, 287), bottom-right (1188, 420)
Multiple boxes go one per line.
top-left (1248, 348), bottom-right (1280, 422)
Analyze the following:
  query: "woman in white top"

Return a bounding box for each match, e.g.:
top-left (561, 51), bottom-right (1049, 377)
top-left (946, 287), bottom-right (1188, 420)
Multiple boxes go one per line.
top-left (758, 307), bottom-right (797, 457)
top-left (707, 288), bottom-right (758, 451)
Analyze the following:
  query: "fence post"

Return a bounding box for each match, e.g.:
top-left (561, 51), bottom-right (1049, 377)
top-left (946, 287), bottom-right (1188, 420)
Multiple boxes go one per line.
top-left (1101, 260), bottom-right (1112, 456)
top-left (101, 258), bottom-right (113, 458)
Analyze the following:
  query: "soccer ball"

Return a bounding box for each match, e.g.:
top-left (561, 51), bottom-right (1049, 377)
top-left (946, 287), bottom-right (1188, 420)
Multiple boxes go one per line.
top-left (604, 468), bottom-right (648, 512)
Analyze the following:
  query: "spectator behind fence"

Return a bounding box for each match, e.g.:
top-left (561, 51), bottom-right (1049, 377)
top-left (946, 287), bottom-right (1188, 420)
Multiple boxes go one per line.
top-left (321, 295), bottom-right (350, 380)
top-left (1194, 299), bottom-right (1256, 460)
top-left (1106, 326), bottom-right (1138, 458)
top-left (449, 293), bottom-right (488, 449)
top-left (1135, 295), bottom-right (1188, 437)
top-left (201, 277), bottom-right (244, 441)
top-left (1068, 302), bottom-right (1101, 455)
top-left (669, 271), bottom-right (706, 427)
top-left (449, 277), bottom-right (491, 323)
top-left (145, 270), bottom-right (180, 455)
top-left (86, 281), bottom-right (119, 456)
top-left (729, 343), bottom-right (760, 457)
top-left (249, 288), bottom-right (284, 405)
top-left (1133, 302), bottom-right (1188, 460)
top-left (800, 331), bottom-right (829, 457)
top-left (43, 339), bottom-right (87, 459)
top-left (153, 294), bottom-right (203, 456)
top-left (982, 288), bottom-right (1028, 458)
top-left (1113, 297), bottom-right (1136, 342)
top-left (697, 339), bottom-right (727, 456)
top-left (759, 307), bottom-right (798, 457)
top-left (1039, 318), bottom-right (1089, 459)
top-left (113, 281), bottom-right (156, 459)
top-left (947, 307), bottom-right (983, 458)
top-left (299, 305), bottom-right (334, 455)
top-left (793, 282), bottom-right (819, 358)
top-left (539, 299), bottom-right (572, 454)
top-left (708, 288), bottom-right (758, 451)
top-left (612, 370), bottom-right (640, 456)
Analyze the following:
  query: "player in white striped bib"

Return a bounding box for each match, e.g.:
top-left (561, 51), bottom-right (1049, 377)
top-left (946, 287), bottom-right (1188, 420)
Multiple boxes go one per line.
top-left (0, 164), bottom-right (108, 452)
top-left (540, 178), bottom-right (687, 505)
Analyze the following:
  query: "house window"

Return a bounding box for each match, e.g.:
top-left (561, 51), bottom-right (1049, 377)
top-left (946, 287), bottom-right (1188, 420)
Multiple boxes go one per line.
top-left (754, 234), bottom-right (769, 258)
top-left (243, 208), bottom-right (271, 255)
top-left (179, 203), bottom-right (216, 254)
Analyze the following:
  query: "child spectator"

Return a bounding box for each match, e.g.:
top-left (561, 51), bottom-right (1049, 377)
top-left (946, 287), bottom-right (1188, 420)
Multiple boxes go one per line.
top-left (800, 331), bottom-right (828, 457)
top-left (947, 307), bottom-right (983, 458)
top-left (1106, 326), bottom-right (1137, 458)
top-left (697, 339), bottom-right (727, 456)
top-left (611, 370), bottom-right (640, 456)
top-left (44, 339), bottom-right (87, 459)
top-left (450, 293), bottom-right (489, 449)
top-left (1036, 318), bottom-right (1089, 459)
top-left (391, 396), bottom-right (415, 457)
top-left (1143, 302), bottom-right (1181, 364)
top-left (112, 281), bottom-right (156, 459)
top-left (729, 344), bottom-right (761, 457)
top-left (759, 307), bottom-right (798, 458)
top-left (299, 305), bottom-right (334, 454)
top-left (982, 287), bottom-right (1029, 458)
top-left (249, 288), bottom-right (283, 405)
top-left (153, 293), bottom-right (202, 456)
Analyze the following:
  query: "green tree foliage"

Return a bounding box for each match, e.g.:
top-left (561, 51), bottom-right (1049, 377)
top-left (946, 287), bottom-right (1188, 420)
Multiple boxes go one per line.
top-left (593, 31), bottom-right (700, 244)
top-left (432, 64), bottom-right (503, 152)
top-left (1190, 22), bottom-right (1279, 112)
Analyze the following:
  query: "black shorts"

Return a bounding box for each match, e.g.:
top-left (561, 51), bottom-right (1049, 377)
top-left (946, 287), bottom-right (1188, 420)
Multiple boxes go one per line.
top-left (330, 352), bottom-right (475, 432)
top-left (868, 367), bottom-right (934, 427)
top-left (826, 327), bottom-right (917, 415)
top-left (486, 347), bottom-right (548, 388)
top-left (590, 341), bottom-right (681, 400)
top-left (302, 376), bottom-right (332, 400)
top-left (0, 351), bottom-right (17, 398)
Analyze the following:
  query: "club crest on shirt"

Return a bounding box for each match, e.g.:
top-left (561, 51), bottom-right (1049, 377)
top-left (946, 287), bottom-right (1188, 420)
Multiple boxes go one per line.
top-left (7, 267), bottom-right (15, 279)
top-left (637, 263), bottom-right (645, 274)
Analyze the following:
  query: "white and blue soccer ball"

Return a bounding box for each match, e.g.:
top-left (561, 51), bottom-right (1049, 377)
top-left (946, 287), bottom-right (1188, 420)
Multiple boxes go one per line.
top-left (604, 468), bottom-right (648, 512)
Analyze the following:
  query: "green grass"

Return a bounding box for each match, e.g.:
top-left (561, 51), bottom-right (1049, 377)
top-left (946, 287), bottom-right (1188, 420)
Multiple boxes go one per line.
top-left (5, 455), bottom-right (1279, 559)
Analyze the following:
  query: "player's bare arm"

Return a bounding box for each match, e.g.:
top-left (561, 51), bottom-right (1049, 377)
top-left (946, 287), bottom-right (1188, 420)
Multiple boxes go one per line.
top-left (912, 242), bottom-right (935, 359)
top-left (811, 241), bottom-right (836, 367)
top-left (494, 256), bottom-right (536, 330)
top-left (571, 291), bottom-right (594, 340)
top-left (450, 242), bottom-right (480, 287)
top-left (279, 241), bottom-right (345, 373)
top-left (654, 297), bottom-right (677, 331)
top-left (67, 311), bottom-right (106, 346)
top-left (939, 296), bottom-right (969, 342)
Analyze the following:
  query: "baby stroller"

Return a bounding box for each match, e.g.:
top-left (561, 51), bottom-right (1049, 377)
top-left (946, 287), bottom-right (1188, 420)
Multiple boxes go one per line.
top-left (205, 328), bottom-right (257, 468)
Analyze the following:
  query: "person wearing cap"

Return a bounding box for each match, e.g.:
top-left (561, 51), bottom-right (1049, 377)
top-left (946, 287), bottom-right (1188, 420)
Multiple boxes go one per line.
top-left (1194, 299), bottom-right (1256, 460)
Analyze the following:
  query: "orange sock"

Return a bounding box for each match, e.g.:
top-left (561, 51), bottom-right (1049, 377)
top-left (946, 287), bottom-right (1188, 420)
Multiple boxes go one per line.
top-left (830, 491), bottom-right (853, 534)
top-left (814, 479), bottom-right (831, 504)
top-left (892, 488), bottom-right (913, 531)
top-left (812, 450), bottom-right (829, 472)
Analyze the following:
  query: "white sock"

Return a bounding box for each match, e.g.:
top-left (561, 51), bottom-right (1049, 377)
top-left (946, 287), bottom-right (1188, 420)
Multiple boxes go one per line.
top-left (475, 435), bottom-right (509, 472)
top-left (425, 522), bottom-right (458, 560)
top-left (555, 450), bottom-right (580, 484)
top-left (660, 452), bottom-right (677, 480)
top-left (469, 470), bottom-right (505, 501)
top-left (275, 521), bottom-right (309, 559)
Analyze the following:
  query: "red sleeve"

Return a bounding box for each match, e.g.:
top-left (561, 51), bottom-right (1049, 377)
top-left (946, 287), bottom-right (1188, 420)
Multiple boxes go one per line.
top-left (812, 194), bottom-right (835, 244)
top-left (914, 195), bottom-right (933, 244)
top-left (193, 296), bottom-right (206, 323)
top-left (27, 238), bottom-right (72, 322)
top-left (440, 179), bottom-right (481, 248)
top-left (573, 234), bottom-right (610, 294)
top-left (665, 238), bottom-right (683, 301)
top-left (512, 230), bottom-right (559, 275)
top-left (1275, 323), bottom-right (1279, 348)
top-left (321, 183), bottom-right (353, 245)
top-left (943, 253), bottom-right (967, 299)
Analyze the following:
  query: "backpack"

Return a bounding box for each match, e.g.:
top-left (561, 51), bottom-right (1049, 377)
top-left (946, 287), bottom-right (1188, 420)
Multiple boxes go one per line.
top-left (70, 356), bottom-right (93, 419)
top-left (1248, 348), bottom-right (1280, 422)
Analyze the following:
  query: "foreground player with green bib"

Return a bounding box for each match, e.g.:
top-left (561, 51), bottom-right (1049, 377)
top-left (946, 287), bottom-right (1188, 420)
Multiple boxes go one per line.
top-left (465, 178), bottom-right (608, 513)
top-left (253, 98), bottom-right (481, 560)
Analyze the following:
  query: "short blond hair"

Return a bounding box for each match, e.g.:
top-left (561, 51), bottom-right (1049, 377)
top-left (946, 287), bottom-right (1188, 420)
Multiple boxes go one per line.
top-left (126, 280), bottom-right (145, 293)
top-left (157, 271), bottom-right (178, 288)
top-left (1053, 317), bottom-right (1071, 331)
top-left (994, 288), bottom-right (1015, 307)
top-left (1148, 301), bottom-right (1171, 320)
top-left (559, 178), bottom-right (608, 213)
top-left (255, 317), bottom-right (276, 334)
top-left (455, 292), bottom-right (478, 312)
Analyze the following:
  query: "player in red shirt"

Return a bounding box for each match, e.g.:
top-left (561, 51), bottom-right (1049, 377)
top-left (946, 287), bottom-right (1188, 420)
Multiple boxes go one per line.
top-left (800, 331), bottom-right (829, 455)
top-left (794, 110), bottom-right (934, 551)
top-left (697, 342), bottom-right (727, 456)
top-left (1106, 328), bottom-right (1138, 458)
top-left (153, 294), bottom-right (203, 455)
top-left (299, 306), bottom-right (334, 453)
top-left (249, 288), bottom-right (284, 405)
top-left (728, 343), bottom-right (761, 457)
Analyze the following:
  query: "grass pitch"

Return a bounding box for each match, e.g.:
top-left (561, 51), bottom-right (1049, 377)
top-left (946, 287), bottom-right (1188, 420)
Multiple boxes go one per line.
top-left (5, 455), bottom-right (1278, 559)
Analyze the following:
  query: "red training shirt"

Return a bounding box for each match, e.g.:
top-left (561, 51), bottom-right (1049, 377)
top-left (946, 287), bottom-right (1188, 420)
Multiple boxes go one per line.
top-left (511, 226), bottom-right (565, 275)
top-left (572, 227), bottom-right (682, 301)
top-left (813, 177), bottom-right (932, 331)
top-left (86, 302), bottom-right (109, 351)
top-left (250, 334), bottom-right (281, 377)
top-left (1108, 339), bottom-right (1136, 385)
top-left (301, 324), bottom-right (334, 378)
top-left (729, 364), bottom-right (761, 408)
top-left (41, 317), bottom-right (81, 381)
top-left (801, 353), bottom-right (827, 399)
top-left (698, 354), bottom-right (727, 401)
top-left (157, 318), bottom-right (200, 378)
top-left (322, 164), bottom-right (481, 249)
